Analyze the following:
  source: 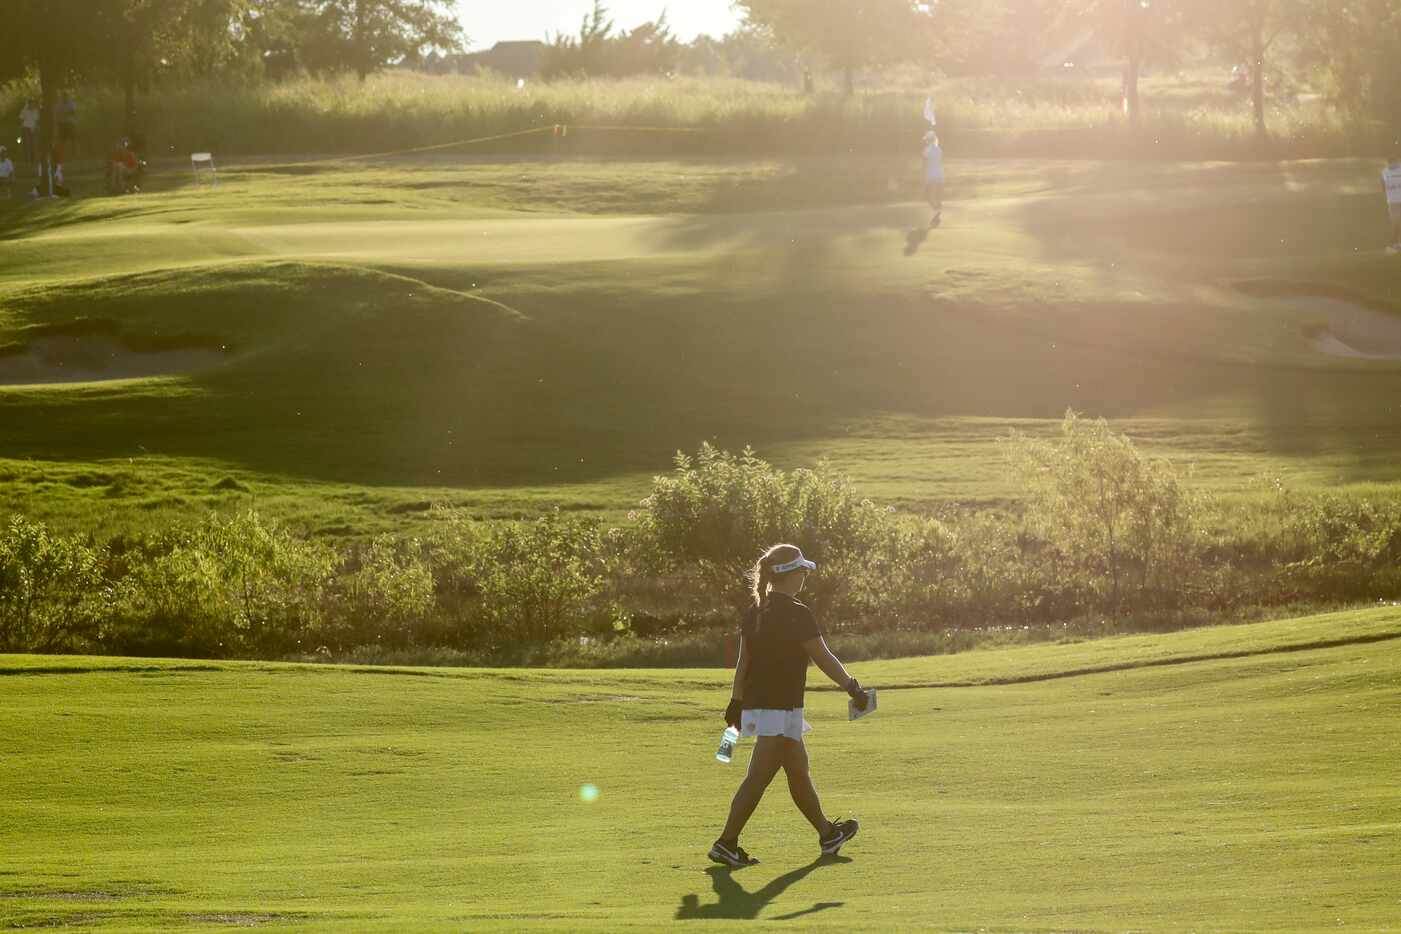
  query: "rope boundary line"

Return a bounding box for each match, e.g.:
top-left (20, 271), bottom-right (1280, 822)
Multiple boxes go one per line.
top-left (230, 123), bottom-right (716, 172)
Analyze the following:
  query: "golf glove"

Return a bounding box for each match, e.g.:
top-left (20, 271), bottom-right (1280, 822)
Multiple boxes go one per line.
top-left (725, 698), bottom-right (743, 728)
top-left (846, 678), bottom-right (869, 711)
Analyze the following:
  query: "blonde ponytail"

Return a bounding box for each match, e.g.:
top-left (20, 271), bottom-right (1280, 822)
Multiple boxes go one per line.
top-left (746, 543), bottom-right (804, 632)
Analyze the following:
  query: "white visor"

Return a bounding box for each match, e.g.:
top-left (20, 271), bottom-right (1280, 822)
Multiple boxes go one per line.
top-left (772, 555), bottom-right (816, 574)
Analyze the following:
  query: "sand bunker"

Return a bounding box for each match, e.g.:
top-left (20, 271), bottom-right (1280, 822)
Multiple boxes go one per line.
top-left (1286, 296), bottom-right (1401, 361)
top-left (0, 335), bottom-right (227, 386)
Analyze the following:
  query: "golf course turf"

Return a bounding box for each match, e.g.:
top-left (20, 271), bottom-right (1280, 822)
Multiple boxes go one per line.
top-left (2, 155), bottom-right (1400, 536)
top-left (3, 607), bottom-right (1399, 930)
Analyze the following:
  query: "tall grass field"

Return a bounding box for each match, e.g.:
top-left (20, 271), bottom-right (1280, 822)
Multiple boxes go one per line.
top-left (0, 70), bottom-right (1384, 163)
top-left (3, 608), bottom-right (1399, 930)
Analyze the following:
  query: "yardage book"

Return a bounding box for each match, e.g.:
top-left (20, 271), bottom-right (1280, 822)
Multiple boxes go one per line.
top-left (848, 689), bottom-right (878, 721)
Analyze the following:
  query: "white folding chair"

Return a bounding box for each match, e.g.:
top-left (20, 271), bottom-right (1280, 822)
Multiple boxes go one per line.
top-left (191, 152), bottom-right (217, 185)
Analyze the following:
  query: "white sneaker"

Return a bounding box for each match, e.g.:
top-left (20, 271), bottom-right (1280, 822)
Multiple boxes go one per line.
top-left (1387, 244), bottom-right (1401, 255)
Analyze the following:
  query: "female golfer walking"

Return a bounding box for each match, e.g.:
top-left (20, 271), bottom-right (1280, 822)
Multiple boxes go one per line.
top-left (709, 543), bottom-right (868, 868)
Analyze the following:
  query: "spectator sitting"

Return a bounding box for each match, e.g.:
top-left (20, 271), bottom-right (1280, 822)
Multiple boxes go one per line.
top-left (107, 137), bottom-right (145, 194)
top-left (0, 147), bottom-right (14, 199)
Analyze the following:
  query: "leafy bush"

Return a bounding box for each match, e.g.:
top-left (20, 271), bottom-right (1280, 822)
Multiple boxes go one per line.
top-left (638, 444), bottom-right (891, 614)
top-left (111, 510), bottom-right (335, 658)
top-left (429, 509), bottom-right (608, 652)
top-left (1005, 412), bottom-right (1205, 615)
top-left (0, 517), bottom-right (111, 652)
top-left (1274, 493), bottom-right (1401, 601)
top-left (333, 535), bottom-right (437, 650)
top-left (12, 425), bottom-right (1401, 666)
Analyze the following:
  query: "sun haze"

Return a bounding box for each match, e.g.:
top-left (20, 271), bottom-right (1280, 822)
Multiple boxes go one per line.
top-left (462, 0), bottom-right (741, 47)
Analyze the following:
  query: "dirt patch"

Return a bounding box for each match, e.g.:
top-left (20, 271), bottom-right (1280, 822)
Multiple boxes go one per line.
top-left (0, 892), bottom-right (121, 901)
top-left (186, 913), bottom-right (292, 927)
top-left (0, 335), bottom-right (227, 386)
top-left (2, 912), bottom-right (112, 929)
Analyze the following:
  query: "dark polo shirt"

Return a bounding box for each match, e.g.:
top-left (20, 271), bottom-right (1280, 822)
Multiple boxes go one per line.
top-left (740, 592), bottom-right (821, 710)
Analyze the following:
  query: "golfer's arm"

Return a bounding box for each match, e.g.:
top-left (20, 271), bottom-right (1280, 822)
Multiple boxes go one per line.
top-left (730, 637), bottom-right (749, 701)
top-left (802, 636), bottom-right (854, 689)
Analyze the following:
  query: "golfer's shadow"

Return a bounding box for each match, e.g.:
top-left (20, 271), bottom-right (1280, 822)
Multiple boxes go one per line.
top-left (675, 855), bottom-right (851, 921)
top-left (904, 227), bottom-right (930, 256)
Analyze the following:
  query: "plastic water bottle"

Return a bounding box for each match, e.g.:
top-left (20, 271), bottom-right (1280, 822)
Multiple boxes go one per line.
top-left (715, 726), bottom-right (740, 763)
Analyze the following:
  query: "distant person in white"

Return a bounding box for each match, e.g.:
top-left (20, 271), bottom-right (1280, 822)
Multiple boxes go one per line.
top-left (924, 130), bottom-right (944, 229)
top-left (0, 147), bottom-right (13, 199)
top-left (1384, 155), bottom-right (1401, 255)
top-left (19, 99), bottom-right (40, 168)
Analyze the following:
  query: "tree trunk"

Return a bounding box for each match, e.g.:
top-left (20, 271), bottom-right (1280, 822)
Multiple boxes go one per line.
top-left (1124, 54), bottom-right (1142, 128)
top-left (354, 0), bottom-right (370, 81)
top-left (39, 62), bottom-right (56, 196)
top-left (1250, 27), bottom-right (1267, 139)
top-left (123, 49), bottom-right (137, 136)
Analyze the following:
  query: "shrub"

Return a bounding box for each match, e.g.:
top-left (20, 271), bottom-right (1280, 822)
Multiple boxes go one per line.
top-left (1005, 412), bottom-right (1205, 615)
top-left (1275, 493), bottom-right (1401, 601)
top-left (111, 510), bottom-right (335, 657)
top-left (430, 509), bottom-right (608, 652)
top-left (0, 516), bottom-right (111, 652)
top-left (638, 444), bottom-right (891, 614)
top-left (333, 535), bottom-right (437, 650)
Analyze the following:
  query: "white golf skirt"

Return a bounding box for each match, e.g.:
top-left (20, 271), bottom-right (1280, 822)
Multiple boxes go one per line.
top-left (740, 708), bottom-right (812, 742)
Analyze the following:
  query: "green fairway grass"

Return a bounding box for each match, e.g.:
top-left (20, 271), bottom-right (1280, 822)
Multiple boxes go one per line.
top-left (3, 607), bottom-right (1399, 931)
top-left (2, 155), bottom-right (1400, 535)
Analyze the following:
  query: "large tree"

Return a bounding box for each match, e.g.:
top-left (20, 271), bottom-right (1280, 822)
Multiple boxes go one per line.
top-left (1071, 0), bottom-right (1184, 127)
top-left (736, 0), bottom-right (934, 94)
top-left (927, 0), bottom-right (1062, 75)
top-left (1301, 0), bottom-right (1401, 140)
top-left (106, 0), bottom-right (247, 132)
top-left (0, 1), bottom-right (122, 162)
top-left (1184, 0), bottom-right (1305, 138)
top-left (300, 0), bottom-right (463, 79)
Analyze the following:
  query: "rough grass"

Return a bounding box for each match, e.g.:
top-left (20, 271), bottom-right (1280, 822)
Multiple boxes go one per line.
top-left (2, 607), bottom-right (1399, 930)
top-left (0, 69), bottom-right (1383, 163)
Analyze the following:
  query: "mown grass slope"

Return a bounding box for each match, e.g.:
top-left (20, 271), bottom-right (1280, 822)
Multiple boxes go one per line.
top-left (3, 607), bottom-right (1399, 931)
top-left (2, 156), bottom-right (1400, 535)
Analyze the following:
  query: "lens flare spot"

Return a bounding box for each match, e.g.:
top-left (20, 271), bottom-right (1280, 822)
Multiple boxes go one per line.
top-left (579, 783), bottom-right (600, 803)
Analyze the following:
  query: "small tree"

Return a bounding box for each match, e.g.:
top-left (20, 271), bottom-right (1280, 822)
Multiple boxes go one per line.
top-left (639, 444), bottom-right (888, 615)
top-left (0, 517), bottom-right (111, 653)
top-left (543, 3), bottom-right (679, 79)
top-left (1185, 0), bottom-right (1306, 139)
top-left (337, 535), bottom-right (436, 647)
top-left (1005, 412), bottom-right (1203, 613)
top-left (114, 510), bottom-right (335, 657)
top-left (471, 511), bottom-right (606, 648)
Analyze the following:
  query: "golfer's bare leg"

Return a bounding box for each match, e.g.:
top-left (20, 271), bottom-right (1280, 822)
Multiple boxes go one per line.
top-left (719, 735), bottom-right (785, 844)
top-left (781, 738), bottom-right (833, 837)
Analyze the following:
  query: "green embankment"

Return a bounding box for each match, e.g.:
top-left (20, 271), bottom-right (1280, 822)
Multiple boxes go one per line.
top-left (3, 607), bottom-right (1399, 931)
top-left (2, 156), bottom-right (1400, 536)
